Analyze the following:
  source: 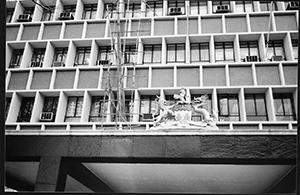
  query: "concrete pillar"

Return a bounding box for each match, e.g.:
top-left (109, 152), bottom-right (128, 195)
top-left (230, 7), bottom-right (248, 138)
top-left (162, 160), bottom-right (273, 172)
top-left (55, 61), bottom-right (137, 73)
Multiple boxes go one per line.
top-left (34, 156), bottom-right (62, 192)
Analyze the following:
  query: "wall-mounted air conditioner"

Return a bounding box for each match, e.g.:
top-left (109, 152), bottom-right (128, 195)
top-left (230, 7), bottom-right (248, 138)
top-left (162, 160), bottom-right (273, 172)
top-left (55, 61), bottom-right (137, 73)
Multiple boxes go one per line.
top-left (17, 14), bottom-right (32, 22)
top-left (58, 12), bottom-right (74, 20)
top-left (215, 5), bottom-right (230, 13)
top-left (30, 61), bottom-right (42, 67)
top-left (169, 7), bottom-right (182, 15)
top-left (245, 56), bottom-right (259, 62)
top-left (52, 61), bottom-right (65, 67)
top-left (96, 60), bottom-right (110, 66)
top-left (39, 112), bottom-right (54, 122)
top-left (141, 113), bottom-right (154, 122)
top-left (287, 1), bottom-right (299, 10)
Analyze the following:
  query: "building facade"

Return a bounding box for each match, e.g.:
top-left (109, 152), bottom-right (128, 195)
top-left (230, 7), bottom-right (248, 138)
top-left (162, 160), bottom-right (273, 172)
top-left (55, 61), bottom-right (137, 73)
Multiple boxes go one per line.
top-left (5, 0), bottom-right (298, 193)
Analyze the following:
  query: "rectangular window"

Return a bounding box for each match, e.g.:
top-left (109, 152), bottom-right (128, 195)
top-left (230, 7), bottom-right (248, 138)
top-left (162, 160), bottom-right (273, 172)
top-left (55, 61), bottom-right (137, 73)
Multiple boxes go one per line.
top-left (17, 97), bottom-right (35, 122)
top-left (146, 1), bottom-right (163, 17)
top-left (143, 45), bottom-right (162, 63)
top-left (24, 7), bottom-right (34, 16)
top-left (190, 94), bottom-right (212, 121)
top-left (218, 94), bottom-right (239, 121)
top-left (65, 97), bottom-right (83, 122)
top-left (53, 48), bottom-right (68, 66)
top-left (6, 8), bottom-right (14, 23)
top-left (5, 97), bottom-right (12, 121)
top-left (191, 43), bottom-right (209, 62)
top-left (125, 96), bottom-right (134, 122)
top-left (31, 48), bottom-right (45, 67)
top-left (98, 46), bottom-right (113, 62)
top-left (42, 97), bottom-right (59, 121)
top-left (260, 1), bottom-right (277, 11)
top-left (41, 7), bottom-right (55, 21)
top-left (273, 93), bottom-right (296, 121)
top-left (74, 47), bottom-right (91, 66)
top-left (167, 43), bottom-right (185, 63)
top-left (10, 49), bottom-right (24, 68)
top-left (266, 40), bottom-right (285, 61)
top-left (245, 94), bottom-right (268, 121)
top-left (190, 0), bottom-right (207, 15)
top-left (63, 5), bottom-right (76, 13)
top-left (140, 95), bottom-right (158, 121)
top-left (123, 45), bottom-right (137, 64)
top-left (235, 1), bottom-right (254, 13)
top-left (215, 42), bottom-right (234, 63)
top-left (240, 41), bottom-right (259, 62)
top-left (89, 96), bottom-right (108, 122)
top-left (103, 3), bottom-right (117, 18)
top-left (125, 3), bottom-right (141, 18)
top-left (83, 4), bottom-right (97, 19)
top-left (292, 39), bottom-right (298, 60)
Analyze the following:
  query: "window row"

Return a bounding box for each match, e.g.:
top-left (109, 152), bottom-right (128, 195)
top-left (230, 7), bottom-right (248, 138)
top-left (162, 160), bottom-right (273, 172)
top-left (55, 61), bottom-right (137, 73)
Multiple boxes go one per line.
top-left (6, 1), bottom-right (299, 23)
top-left (6, 12), bottom-right (298, 42)
top-left (5, 90), bottom-right (297, 124)
top-left (7, 38), bottom-right (298, 69)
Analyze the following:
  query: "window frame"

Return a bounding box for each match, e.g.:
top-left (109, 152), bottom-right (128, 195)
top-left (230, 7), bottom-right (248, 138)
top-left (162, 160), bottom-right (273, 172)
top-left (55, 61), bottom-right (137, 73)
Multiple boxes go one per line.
top-left (235, 1), bottom-right (254, 13)
top-left (273, 93), bottom-right (296, 121)
top-left (82, 4), bottom-right (97, 19)
top-left (167, 43), bottom-right (186, 63)
top-left (6, 8), bottom-right (14, 23)
top-left (190, 42), bottom-right (210, 63)
top-left (74, 47), bottom-right (91, 66)
top-left (239, 41), bottom-right (260, 62)
top-left (103, 3), bottom-right (117, 18)
top-left (10, 49), bottom-right (24, 68)
top-left (98, 46), bottom-right (113, 62)
top-left (32, 48), bottom-right (46, 63)
top-left (125, 3), bottom-right (141, 18)
top-left (292, 39), bottom-right (298, 60)
top-left (17, 97), bottom-right (35, 122)
top-left (89, 96), bottom-right (108, 122)
top-left (215, 42), bottom-right (235, 63)
top-left (5, 97), bottom-right (12, 121)
top-left (245, 94), bottom-right (268, 121)
top-left (143, 44), bottom-right (162, 64)
top-left (190, 0), bottom-right (207, 15)
top-left (146, 1), bottom-right (163, 17)
top-left (41, 7), bottom-right (55, 21)
top-left (53, 47), bottom-right (68, 64)
top-left (65, 97), bottom-right (84, 121)
top-left (123, 45), bottom-right (137, 64)
top-left (266, 40), bottom-right (285, 60)
top-left (218, 94), bottom-right (240, 121)
top-left (260, 1), bottom-right (277, 11)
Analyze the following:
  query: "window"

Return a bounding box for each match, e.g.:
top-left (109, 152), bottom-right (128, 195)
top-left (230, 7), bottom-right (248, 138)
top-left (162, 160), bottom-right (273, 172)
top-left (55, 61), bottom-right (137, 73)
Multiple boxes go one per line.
top-left (215, 42), bottom-right (235, 63)
top-left (41, 7), bottom-right (55, 21)
top-left (266, 40), bottom-right (285, 61)
top-left (245, 94), bottom-right (268, 121)
top-left (143, 45), bottom-right (162, 63)
top-left (190, 0), bottom-right (207, 15)
top-left (191, 94), bottom-right (212, 121)
top-left (6, 8), bottom-right (14, 23)
top-left (240, 41), bottom-right (260, 62)
top-left (9, 49), bottom-right (23, 68)
top-left (125, 96), bottom-right (134, 122)
top-left (125, 3), bottom-right (141, 18)
top-left (140, 95), bottom-right (158, 121)
top-left (83, 4), bottom-right (97, 19)
top-left (5, 97), bottom-right (12, 121)
top-left (146, 1), bottom-right (163, 17)
top-left (167, 43), bottom-right (185, 63)
top-left (65, 97), bottom-right (83, 122)
top-left (235, 1), bottom-right (254, 13)
top-left (31, 48), bottom-right (45, 67)
top-left (98, 46), bottom-right (113, 62)
top-left (17, 97), bottom-right (35, 122)
top-left (123, 45), bottom-right (137, 64)
top-left (273, 93), bottom-right (296, 121)
top-left (260, 1), bottom-right (277, 11)
top-left (63, 5), bottom-right (76, 14)
top-left (42, 97), bottom-right (59, 121)
top-left (191, 43), bottom-right (209, 62)
top-left (89, 96), bottom-right (108, 122)
top-left (218, 94), bottom-right (239, 121)
top-left (168, 0), bottom-right (185, 15)
top-left (23, 7), bottom-right (34, 16)
top-left (74, 47), bottom-right (91, 66)
top-left (53, 48), bottom-right (68, 66)
top-left (103, 3), bottom-right (117, 18)
top-left (292, 39), bottom-right (298, 60)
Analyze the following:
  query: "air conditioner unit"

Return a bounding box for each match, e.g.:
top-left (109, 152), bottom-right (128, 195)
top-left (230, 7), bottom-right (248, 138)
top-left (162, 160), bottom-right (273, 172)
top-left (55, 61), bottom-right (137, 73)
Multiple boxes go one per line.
top-left (271, 55), bottom-right (283, 61)
top-left (287, 1), bottom-right (299, 10)
top-left (141, 113), bottom-right (154, 122)
top-left (96, 60), bottom-right (110, 66)
top-left (58, 12), bottom-right (74, 20)
top-left (215, 5), bottom-right (230, 13)
top-left (17, 14), bottom-right (32, 22)
top-left (169, 7), bottom-right (182, 15)
top-left (245, 55), bottom-right (259, 62)
top-left (52, 61), bottom-right (65, 67)
top-left (30, 61), bottom-right (42, 67)
top-left (39, 112), bottom-right (54, 122)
